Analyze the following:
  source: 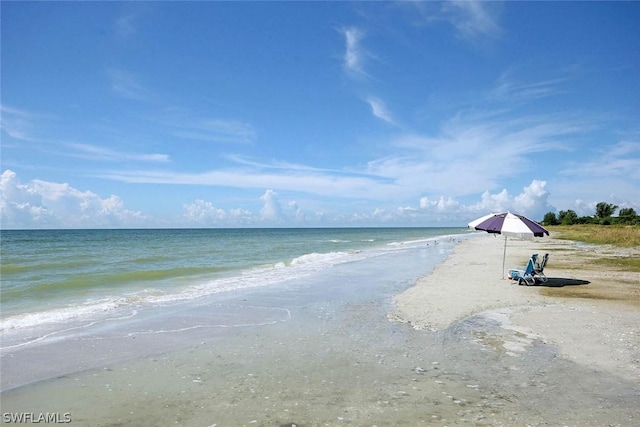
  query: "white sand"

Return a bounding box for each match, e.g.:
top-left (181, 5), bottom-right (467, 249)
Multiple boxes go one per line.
top-left (392, 233), bottom-right (640, 382)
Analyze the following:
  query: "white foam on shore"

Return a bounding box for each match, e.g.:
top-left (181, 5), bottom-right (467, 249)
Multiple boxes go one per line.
top-left (0, 232), bottom-right (469, 392)
top-left (1, 235), bottom-right (463, 338)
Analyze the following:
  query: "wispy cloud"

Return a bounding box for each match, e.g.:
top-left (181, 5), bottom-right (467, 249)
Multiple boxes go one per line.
top-left (341, 27), bottom-right (368, 77)
top-left (94, 148), bottom-right (395, 199)
top-left (561, 140), bottom-right (640, 180)
top-left (442, 0), bottom-right (502, 40)
top-left (227, 155), bottom-right (386, 181)
top-left (365, 96), bottom-right (398, 126)
top-left (95, 167), bottom-right (392, 201)
top-left (0, 105), bottom-right (43, 141)
top-left (92, 110), bottom-right (587, 208)
top-left (157, 110), bottom-right (256, 144)
top-left (492, 71), bottom-right (567, 103)
top-left (171, 119), bottom-right (255, 144)
top-left (65, 143), bottom-right (170, 163)
top-left (107, 68), bottom-right (151, 100)
top-left (364, 111), bottom-right (585, 199)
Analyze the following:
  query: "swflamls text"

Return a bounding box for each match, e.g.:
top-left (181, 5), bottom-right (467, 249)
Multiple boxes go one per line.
top-left (2, 412), bottom-right (72, 423)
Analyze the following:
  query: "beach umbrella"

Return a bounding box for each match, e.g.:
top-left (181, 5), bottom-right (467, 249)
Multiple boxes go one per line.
top-left (468, 211), bottom-right (549, 278)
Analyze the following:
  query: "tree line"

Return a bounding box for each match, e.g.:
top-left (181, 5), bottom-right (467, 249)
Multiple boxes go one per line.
top-left (542, 202), bottom-right (639, 226)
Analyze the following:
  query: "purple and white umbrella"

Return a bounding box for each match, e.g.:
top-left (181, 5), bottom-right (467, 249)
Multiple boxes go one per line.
top-left (468, 211), bottom-right (549, 278)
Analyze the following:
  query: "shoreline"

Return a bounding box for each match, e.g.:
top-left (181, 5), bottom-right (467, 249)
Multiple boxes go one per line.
top-left (392, 233), bottom-right (640, 382)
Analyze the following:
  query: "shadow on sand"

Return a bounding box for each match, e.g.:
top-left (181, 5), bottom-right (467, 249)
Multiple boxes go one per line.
top-left (537, 277), bottom-right (591, 287)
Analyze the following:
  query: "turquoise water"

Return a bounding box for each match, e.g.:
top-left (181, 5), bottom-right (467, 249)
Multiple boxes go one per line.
top-left (1, 228), bottom-right (469, 351)
top-left (0, 228), bottom-right (466, 329)
top-left (1, 227), bottom-right (475, 390)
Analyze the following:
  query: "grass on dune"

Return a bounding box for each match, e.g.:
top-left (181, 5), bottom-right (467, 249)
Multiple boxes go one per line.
top-left (548, 224), bottom-right (640, 272)
top-left (549, 224), bottom-right (640, 248)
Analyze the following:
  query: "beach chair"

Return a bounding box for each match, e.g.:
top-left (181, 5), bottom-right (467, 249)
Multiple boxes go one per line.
top-left (508, 254), bottom-right (538, 286)
top-left (533, 253), bottom-right (549, 283)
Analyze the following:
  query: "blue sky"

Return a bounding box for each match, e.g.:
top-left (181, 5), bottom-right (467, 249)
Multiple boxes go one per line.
top-left (1, 1), bottom-right (639, 228)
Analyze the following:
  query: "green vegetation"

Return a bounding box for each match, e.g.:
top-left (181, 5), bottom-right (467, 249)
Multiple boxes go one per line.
top-left (542, 202), bottom-right (639, 226)
top-left (548, 220), bottom-right (640, 273)
top-left (548, 224), bottom-right (640, 248)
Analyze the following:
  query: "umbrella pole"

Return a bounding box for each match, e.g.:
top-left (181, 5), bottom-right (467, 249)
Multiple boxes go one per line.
top-left (502, 235), bottom-right (507, 279)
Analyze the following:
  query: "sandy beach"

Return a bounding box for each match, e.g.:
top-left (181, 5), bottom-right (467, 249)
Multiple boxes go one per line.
top-left (392, 233), bottom-right (640, 384)
top-left (2, 233), bottom-right (639, 426)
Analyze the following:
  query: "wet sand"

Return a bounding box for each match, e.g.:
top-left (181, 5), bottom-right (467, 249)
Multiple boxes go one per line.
top-left (2, 234), bottom-right (639, 426)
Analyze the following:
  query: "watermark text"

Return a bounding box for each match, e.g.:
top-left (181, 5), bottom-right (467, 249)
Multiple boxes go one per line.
top-left (2, 412), bottom-right (72, 424)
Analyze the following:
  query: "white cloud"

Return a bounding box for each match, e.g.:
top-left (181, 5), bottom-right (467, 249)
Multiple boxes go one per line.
top-left (182, 199), bottom-right (227, 224)
top-left (420, 195), bottom-right (461, 211)
top-left (550, 177), bottom-right (640, 217)
top-left (155, 109), bottom-right (256, 144)
top-left (0, 105), bottom-right (32, 141)
top-left (66, 143), bottom-right (170, 163)
top-left (89, 104), bottom-right (640, 221)
top-left (288, 200), bottom-right (307, 223)
top-left (492, 72), bottom-right (567, 103)
top-left (362, 113), bottom-right (575, 200)
top-left (412, 180), bottom-right (554, 225)
top-left (442, 0), bottom-right (502, 40)
top-left (107, 68), bottom-right (151, 100)
top-left (171, 119), bottom-right (255, 144)
top-left (0, 170), bottom-right (147, 229)
top-left (341, 27), bottom-right (368, 77)
top-left (365, 97), bottom-right (398, 126)
top-left (288, 180), bottom-right (557, 226)
top-left (181, 191), bottom-right (311, 227)
top-left (465, 180), bottom-right (554, 220)
top-left (260, 189), bottom-right (285, 223)
top-left (95, 110), bottom-right (587, 206)
top-left (181, 199), bottom-right (256, 227)
top-left (400, 0), bottom-right (501, 42)
top-left (1, 164), bottom-right (633, 228)
top-left (96, 166), bottom-right (394, 202)
top-left (0, 105), bottom-right (49, 142)
top-left (0, 170), bottom-right (54, 226)
top-left (475, 189), bottom-right (512, 213)
top-left (513, 180), bottom-right (553, 217)
top-left (562, 140), bottom-right (640, 180)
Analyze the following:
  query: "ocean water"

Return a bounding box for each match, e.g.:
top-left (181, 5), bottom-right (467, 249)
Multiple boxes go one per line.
top-left (1, 227), bottom-right (470, 389)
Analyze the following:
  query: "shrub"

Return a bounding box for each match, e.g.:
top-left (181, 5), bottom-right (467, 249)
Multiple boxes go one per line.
top-left (542, 211), bottom-right (558, 226)
top-left (595, 202), bottom-right (618, 219)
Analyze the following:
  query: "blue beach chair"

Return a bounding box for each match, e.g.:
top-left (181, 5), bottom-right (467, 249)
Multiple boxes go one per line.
top-left (509, 253), bottom-right (550, 285)
top-left (533, 253), bottom-right (549, 284)
top-left (508, 254), bottom-right (538, 286)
